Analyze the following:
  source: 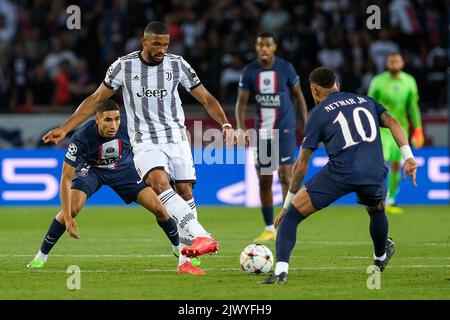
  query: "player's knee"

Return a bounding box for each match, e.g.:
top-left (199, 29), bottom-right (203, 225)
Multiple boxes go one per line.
top-left (71, 205), bottom-right (83, 218)
top-left (366, 202), bottom-right (385, 215)
top-left (150, 182), bottom-right (172, 195)
top-left (177, 188), bottom-right (192, 201)
top-left (278, 171), bottom-right (291, 186)
top-left (259, 178), bottom-right (272, 191)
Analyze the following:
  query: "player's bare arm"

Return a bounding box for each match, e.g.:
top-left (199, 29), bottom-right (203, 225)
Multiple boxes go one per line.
top-left (235, 88), bottom-right (251, 144)
top-left (289, 148), bottom-right (314, 194)
top-left (274, 148), bottom-right (314, 228)
top-left (380, 111), bottom-right (418, 186)
top-left (235, 89), bottom-right (250, 130)
top-left (59, 162), bottom-right (79, 239)
top-left (291, 83), bottom-right (308, 132)
top-left (42, 83), bottom-right (115, 144)
top-left (190, 84), bottom-right (235, 145)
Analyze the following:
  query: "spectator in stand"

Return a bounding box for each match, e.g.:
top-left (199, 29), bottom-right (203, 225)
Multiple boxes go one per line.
top-left (29, 63), bottom-right (53, 107)
top-left (0, 1), bottom-right (445, 116)
top-left (69, 58), bottom-right (96, 106)
top-left (220, 55), bottom-right (244, 105)
top-left (317, 39), bottom-right (344, 79)
top-left (369, 30), bottom-right (400, 74)
top-left (43, 37), bottom-right (77, 79)
top-left (0, 57), bottom-right (10, 111)
top-left (425, 46), bottom-right (447, 110)
top-left (260, 0), bottom-right (290, 36)
top-left (0, 0), bottom-right (17, 56)
top-left (53, 60), bottom-right (72, 108)
top-left (10, 43), bottom-right (33, 112)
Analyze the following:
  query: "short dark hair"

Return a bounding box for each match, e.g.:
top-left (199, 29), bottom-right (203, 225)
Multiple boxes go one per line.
top-left (97, 99), bottom-right (120, 114)
top-left (309, 67), bottom-right (336, 88)
top-left (256, 31), bottom-right (277, 44)
top-left (387, 51), bottom-right (403, 58)
top-left (144, 21), bottom-right (169, 35)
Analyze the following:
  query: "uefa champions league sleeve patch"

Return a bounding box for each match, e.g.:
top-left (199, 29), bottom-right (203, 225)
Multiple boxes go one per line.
top-left (68, 143), bottom-right (78, 156)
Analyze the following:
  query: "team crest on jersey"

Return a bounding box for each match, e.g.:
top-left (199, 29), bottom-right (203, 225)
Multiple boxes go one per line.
top-left (165, 71), bottom-right (173, 81)
top-left (80, 166), bottom-right (89, 177)
top-left (96, 139), bottom-right (122, 169)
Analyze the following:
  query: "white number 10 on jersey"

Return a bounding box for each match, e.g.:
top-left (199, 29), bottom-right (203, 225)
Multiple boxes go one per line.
top-left (333, 107), bottom-right (377, 149)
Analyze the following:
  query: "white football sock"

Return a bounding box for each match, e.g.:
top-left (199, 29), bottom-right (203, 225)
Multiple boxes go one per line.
top-left (36, 250), bottom-right (48, 262)
top-left (374, 253), bottom-right (387, 261)
top-left (186, 198), bottom-right (197, 220)
top-left (172, 244), bottom-right (180, 253)
top-left (178, 226), bottom-right (193, 266)
top-left (159, 189), bottom-right (209, 238)
top-left (274, 262), bottom-right (289, 275)
top-left (265, 225), bottom-right (275, 232)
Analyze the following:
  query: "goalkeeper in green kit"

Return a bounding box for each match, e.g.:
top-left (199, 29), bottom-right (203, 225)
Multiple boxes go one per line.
top-left (368, 52), bottom-right (424, 214)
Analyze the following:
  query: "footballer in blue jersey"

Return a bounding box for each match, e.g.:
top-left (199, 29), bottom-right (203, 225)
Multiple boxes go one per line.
top-left (27, 100), bottom-right (180, 270)
top-left (260, 67), bottom-right (418, 284)
top-left (236, 32), bottom-right (307, 242)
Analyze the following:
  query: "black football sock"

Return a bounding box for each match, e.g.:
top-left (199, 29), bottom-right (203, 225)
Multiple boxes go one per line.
top-left (369, 209), bottom-right (388, 258)
top-left (261, 206), bottom-right (274, 226)
top-left (275, 204), bottom-right (306, 263)
top-left (40, 218), bottom-right (66, 255)
top-left (157, 218), bottom-right (180, 247)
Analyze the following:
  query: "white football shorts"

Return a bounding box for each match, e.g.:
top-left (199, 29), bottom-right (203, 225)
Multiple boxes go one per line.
top-left (133, 140), bottom-right (196, 184)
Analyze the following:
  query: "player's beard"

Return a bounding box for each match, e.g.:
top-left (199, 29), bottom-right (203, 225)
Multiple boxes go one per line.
top-left (151, 52), bottom-right (165, 63)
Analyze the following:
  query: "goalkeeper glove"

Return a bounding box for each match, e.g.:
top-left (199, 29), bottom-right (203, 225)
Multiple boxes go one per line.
top-left (411, 127), bottom-right (424, 148)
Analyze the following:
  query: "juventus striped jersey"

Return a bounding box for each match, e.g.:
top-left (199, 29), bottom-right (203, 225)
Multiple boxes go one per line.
top-left (103, 51), bottom-right (201, 145)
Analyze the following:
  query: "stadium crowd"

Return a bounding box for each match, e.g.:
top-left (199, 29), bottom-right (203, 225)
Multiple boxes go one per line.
top-left (0, 0), bottom-right (447, 113)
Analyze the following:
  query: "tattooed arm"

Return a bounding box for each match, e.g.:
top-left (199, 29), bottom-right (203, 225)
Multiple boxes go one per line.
top-left (289, 148), bottom-right (314, 194)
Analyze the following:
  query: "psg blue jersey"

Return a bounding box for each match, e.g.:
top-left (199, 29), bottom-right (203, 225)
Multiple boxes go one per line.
top-left (64, 115), bottom-right (134, 170)
top-left (302, 91), bottom-right (388, 184)
top-left (239, 57), bottom-right (299, 131)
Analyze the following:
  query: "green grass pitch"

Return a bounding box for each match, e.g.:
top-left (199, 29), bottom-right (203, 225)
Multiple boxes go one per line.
top-left (0, 205), bottom-right (449, 300)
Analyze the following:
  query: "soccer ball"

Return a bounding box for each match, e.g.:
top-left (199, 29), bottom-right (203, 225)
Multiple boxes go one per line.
top-left (239, 244), bottom-right (273, 274)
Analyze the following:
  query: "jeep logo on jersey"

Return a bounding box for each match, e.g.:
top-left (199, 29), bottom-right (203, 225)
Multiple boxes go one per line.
top-left (136, 87), bottom-right (168, 99)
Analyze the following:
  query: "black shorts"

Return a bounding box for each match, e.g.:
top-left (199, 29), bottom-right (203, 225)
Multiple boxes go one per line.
top-left (305, 166), bottom-right (387, 210)
top-left (254, 127), bottom-right (296, 170)
top-left (71, 165), bottom-right (147, 204)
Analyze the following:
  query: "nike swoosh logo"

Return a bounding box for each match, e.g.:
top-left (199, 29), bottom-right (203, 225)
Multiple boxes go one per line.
top-left (281, 156), bottom-right (291, 162)
top-left (137, 179), bottom-right (143, 184)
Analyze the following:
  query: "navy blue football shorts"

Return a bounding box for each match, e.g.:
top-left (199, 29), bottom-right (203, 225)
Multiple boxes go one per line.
top-left (71, 165), bottom-right (147, 204)
top-left (305, 166), bottom-right (387, 210)
top-left (255, 127), bottom-right (297, 170)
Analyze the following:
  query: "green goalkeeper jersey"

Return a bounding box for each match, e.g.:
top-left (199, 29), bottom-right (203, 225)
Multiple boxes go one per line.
top-left (368, 71), bottom-right (422, 133)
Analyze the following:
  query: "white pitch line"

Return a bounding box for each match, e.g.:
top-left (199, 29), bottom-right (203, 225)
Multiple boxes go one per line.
top-left (1, 254), bottom-right (449, 260)
top-left (0, 238), bottom-right (448, 250)
top-left (0, 239), bottom-right (448, 247)
top-left (1, 265), bottom-right (449, 274)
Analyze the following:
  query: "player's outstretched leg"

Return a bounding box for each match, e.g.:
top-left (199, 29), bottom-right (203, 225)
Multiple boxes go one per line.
top-left (260, 187), bottom-right (315, 285)
top-left (176, 228), bottom-right (204, 275)
top-left (260, 204), bottom-right (307, 284)
top-left (27, 215), bottom-right (66, 269)
top-left (27, 190), bottom-right (86, 269)
top-left (367, 203), bottom-right (395, 271)
top-left (171, 183), bottom-right (219, 258)
top-left (135, 187), bottom-right (181, 253)
top-left (156, 188), bottom-right (219, 257)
